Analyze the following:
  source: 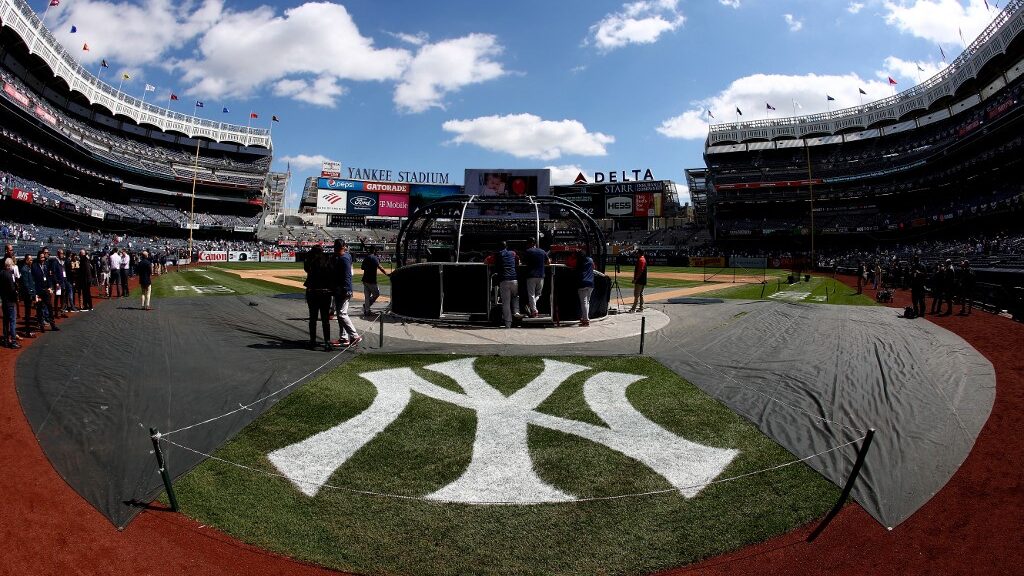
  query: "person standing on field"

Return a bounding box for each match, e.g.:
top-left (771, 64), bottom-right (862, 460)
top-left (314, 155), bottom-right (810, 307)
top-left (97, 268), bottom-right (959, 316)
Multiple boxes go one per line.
top-left (137, 251), bottom-right (153, 311)
top-left (630, 248), bottom-right (647, 313)
top-left (360, 246), bottom-right (388, 317)
top-left (522, 238), bottom-right (549, 318)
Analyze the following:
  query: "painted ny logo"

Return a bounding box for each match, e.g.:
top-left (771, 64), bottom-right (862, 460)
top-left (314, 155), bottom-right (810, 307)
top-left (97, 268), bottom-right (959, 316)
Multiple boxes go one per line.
top-left (269, 358), bottom-right (738, 503)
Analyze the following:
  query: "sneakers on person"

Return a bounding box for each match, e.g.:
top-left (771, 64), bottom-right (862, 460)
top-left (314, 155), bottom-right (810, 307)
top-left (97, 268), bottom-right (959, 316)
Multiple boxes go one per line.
top-left (530, 311), bottom-right (538, 318)
top-left (513, 312), bottom-right (524, 319)
top-left (349, 335), bottom-right (363, 347)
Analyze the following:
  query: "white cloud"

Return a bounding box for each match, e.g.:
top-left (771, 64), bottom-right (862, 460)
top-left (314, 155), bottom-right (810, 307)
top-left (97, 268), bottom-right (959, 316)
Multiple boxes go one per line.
top-left (175, 2), bottom-right (409, 104)
top-left (784, 14), bottom-right (804, 32)
top-left (442, 114), bottom-right (614, 161)
top-left (394, 34), bottom-right (506, 113)
top-left (48, 0), bottom-right (223, 67)
top-left (279, 154), bottom-right (335, 169)
top-left (847, 2), bottom-right (866, 14)
top-left (658, 72), bottom-right (900, 140)
top-left (719, 0), bottom-right (741, 7)
top-left (676, 183), bottom-right (691, 205)
top-left (272, 76), bottom-right (346, 108)
top-left (883, 0), bottom-right (992, 45)
top-left (546, 165), bottom-right (588, 185)
top-left (389, 31), bottom-right (430, 46)
top-left (588, 0), bottom-right (686, 52)
top-left (880, 56), bottom-right (943, 83)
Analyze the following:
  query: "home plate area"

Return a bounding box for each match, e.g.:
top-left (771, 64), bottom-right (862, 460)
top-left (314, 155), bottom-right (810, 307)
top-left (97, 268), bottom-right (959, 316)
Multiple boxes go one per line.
top-left (167, 354), bottom-right (841, 576)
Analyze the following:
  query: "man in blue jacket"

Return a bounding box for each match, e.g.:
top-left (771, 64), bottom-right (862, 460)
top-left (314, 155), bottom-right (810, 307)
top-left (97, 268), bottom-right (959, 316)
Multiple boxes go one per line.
top-left (330, 239), bottom-right (361, 347)
top-left (31, 248), bottom-right (58, 332)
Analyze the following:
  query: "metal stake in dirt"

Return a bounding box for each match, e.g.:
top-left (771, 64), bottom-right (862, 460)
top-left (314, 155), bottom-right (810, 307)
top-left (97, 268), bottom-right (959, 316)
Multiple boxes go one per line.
top-left (639, 316), bottom-right (647, 355)
top-left (149, 428), bottom-right (179, 512)
top-left (379, 313), bottom-right (385, 348)
top-left (806, 428), bottom-right (876, 542)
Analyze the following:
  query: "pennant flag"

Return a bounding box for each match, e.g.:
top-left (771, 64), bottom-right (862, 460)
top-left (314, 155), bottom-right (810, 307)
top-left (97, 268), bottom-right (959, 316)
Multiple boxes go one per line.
top-left (827, 94), bottom-right (836, 101)
top-left (70, 25), bottom-right (77, 33)
top-left (82, 43), bottom-right (89, 51)
top-left (170, 93), bottom-right (179, 101)
top-left (195, 100), bottom-right (204, 108)
top-left (984, 0), bottom-right (990, 10)
top-left (101, 59), bottom-right (108, 68)
top-left (706, 109), bottom-right (715, 119)
top-left (736, 107), bottom-right (743, 116)
top-left (222, 107), bottom-right (230, 113)
top-left (144, 84), bottom-right (155, 92)
top-left (49, 0), bottom-right (59, 6)
top-left (272, 115), bottom-right (280, 122)
top-left (250, 112), bottom-right (259, 119)
top-left (888, 76), bottom-right (898, 85)
top-left (939, 44), bottom-right (947, 61)
top-left (859, 87), bottom-right (867, 95)
top-left (959, 27), bottom-right (965, 44)
top-left (122, 73), bottom-right (131, 80)
top-left (766, 102), bottom-right (776, 111)
top-left (917, 63), bottom-right (925, 72)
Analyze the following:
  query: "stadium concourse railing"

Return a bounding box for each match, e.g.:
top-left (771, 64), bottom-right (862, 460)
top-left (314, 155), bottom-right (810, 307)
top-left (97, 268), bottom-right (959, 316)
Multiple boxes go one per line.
top-left (707, 0), bottom-right (1024, 147)
top-left (0, 0), bottom-right (271, 149)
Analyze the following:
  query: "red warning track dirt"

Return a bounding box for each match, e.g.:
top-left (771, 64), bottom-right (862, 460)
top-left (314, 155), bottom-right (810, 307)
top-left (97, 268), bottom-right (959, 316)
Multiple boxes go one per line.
top-left (0, 274), bottom-right (1020, 575)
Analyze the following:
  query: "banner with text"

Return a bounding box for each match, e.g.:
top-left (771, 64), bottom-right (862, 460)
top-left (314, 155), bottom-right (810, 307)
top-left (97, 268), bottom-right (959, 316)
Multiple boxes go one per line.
top-left (198, 251), bottom-right (228, 262)
top-left (228, 251), bottom-right (259, 262)
top-left (260, 250), bottom-right (297, 263)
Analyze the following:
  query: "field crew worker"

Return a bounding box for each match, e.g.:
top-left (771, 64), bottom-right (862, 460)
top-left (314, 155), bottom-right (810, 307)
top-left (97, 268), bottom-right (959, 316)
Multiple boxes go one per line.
top-left (360, 246), bottom-right (389, 317)
top-left (522, 238), bottom-right (549, 318)
top-left (630, 248), bottom-right (647, 313)
top-left (330, 239), bottom-right (362, 347)
top-left (494, 241), bottom-right (521, 328)
top-left (303, 245), bottom-right (333, 350)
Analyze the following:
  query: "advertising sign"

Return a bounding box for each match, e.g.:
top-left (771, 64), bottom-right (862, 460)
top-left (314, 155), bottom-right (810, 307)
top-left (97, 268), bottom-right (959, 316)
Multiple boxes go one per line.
top-left (347, 191), bottom-right (379, 215)
top-left (233, 225), bottom-right (255, 233)
top-left (730, 256), bottom-right (768, 269)
top-left (228, 250), bottom-right (259, 262)
top-left (321, 161), bottom-right (341, 178)
top-left (605, 196), bottom-right (633, 217)
top-left (89, 208), bottom-right (105, 219)
top-left (378, 193), bottom-right (409, 217)
top-left (634, 192), bottom-right (653, 217)
top-left (260, 250), bottom-right (297, 263)
top-left (3, 83), bottom-right (29, 107)
top-left (318, 177), bottom-right (361, 191)
top-left (690, 256), bottom-right (726, 267)
top-left (408, 184), bottom-right (461, 213)
top-left (34, 106), bottom-right (57, 126)
top-left (464, 169), bottom-right (550, 198)
top-left (11, 188), bottom-right (33, 203)
top-left (316, 189), bottom-right (348, 214)
top-left (550, 187), bottom-right (604, 218)
top-left (317, 178), bottom-right (411, 194)
top-left (198, 251), bottom-right (228, 262)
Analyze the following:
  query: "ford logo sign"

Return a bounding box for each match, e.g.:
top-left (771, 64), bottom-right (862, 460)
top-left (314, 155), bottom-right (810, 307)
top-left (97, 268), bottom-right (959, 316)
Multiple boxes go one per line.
top-left (351, 196), bottom-right (375, 207)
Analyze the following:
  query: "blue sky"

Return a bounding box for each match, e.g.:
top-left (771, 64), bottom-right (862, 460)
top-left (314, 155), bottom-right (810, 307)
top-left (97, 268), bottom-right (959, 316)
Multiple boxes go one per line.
top-left (39, 0), bottom-right (1001, 207)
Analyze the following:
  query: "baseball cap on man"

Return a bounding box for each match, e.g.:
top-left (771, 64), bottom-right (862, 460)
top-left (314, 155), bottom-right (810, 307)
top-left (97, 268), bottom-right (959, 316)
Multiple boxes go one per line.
top-left (333, 239), bottom-right (346, 250)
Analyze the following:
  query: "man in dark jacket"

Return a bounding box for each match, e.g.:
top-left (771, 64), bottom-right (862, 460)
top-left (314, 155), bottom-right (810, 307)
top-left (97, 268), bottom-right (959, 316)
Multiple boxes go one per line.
top-left (137, 251), bottom-right (154, 310)
top-left (48, 250), bottom-right (68, 318)
top-left (77, 249), bottom-right (93, 311)
top-left (957, 260), bottom-right (975, 315)
top-left (18, 255), bottom-right (37, 337)
top-left (1, 257), bottom-right (19, 348)
top-left (330, 240), bottom-right (361, 347)
top-left (31, 249), bottom-right (57, 332)
top-left (941, 259), bottom-right (956, 315)
top-left (909, 256), bottom-right (927, 319)
top-left (63, 251), bottom-right (78, 312)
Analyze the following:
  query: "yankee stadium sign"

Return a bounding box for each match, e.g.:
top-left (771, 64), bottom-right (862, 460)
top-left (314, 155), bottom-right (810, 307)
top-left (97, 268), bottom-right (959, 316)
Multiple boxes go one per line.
top-left (269, 358), bottom-right (738, 502)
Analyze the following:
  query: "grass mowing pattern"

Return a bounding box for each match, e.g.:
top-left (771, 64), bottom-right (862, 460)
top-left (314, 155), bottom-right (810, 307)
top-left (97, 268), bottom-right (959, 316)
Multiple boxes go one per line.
top-left (171, 355), bottom-right (840, 576)
top-left (151, 267), bottom-right (304, 299)
top-left (701, 275), bottom-right (878, 306)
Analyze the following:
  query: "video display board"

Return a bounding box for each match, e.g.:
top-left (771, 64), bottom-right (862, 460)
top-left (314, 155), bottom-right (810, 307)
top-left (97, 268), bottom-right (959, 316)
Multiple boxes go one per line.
top-left (464, 169), bottom-right (550, 198)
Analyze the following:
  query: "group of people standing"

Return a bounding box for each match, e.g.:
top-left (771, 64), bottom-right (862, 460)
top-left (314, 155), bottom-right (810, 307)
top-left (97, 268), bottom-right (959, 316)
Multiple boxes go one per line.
top-left (303, 240), bottom-right (388, 351)
top-left (1, 243), bottom-right (156, 349)
top-left (907, 257), bottom-right (975, 318)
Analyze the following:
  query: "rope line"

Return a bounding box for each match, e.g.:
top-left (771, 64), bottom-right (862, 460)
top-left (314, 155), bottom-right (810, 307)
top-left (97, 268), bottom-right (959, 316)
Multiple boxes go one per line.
top-left (158, 434), bottom-right (866, 505)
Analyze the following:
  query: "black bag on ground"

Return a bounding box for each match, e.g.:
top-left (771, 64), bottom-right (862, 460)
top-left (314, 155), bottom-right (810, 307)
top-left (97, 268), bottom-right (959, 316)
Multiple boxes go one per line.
top-left (903, 306), bottom-right (916, 319)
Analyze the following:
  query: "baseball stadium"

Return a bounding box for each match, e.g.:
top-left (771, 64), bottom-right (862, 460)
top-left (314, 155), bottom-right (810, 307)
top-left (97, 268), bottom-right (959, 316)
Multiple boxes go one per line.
top-left (1, 0), bottom-right (1023, 575)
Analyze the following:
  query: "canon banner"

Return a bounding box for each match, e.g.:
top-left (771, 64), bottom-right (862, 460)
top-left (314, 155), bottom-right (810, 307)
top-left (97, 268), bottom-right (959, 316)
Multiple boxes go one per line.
top-left (198, 251), bottom-right (228, 262)
top-left (316, 189), bottom-right (348, 214)
top-left (228, 251), bottom-right (259, 262)
top-left (260, 250), bottom-right (297, 263)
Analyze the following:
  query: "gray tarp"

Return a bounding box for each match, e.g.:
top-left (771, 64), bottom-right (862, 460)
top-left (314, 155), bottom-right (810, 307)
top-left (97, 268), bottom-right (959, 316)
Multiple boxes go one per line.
top-left (16, 296), bottom-right (994, 529)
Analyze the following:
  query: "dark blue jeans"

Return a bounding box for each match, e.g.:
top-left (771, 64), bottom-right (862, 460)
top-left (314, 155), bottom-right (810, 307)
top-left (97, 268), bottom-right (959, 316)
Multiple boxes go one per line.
top-left (2, 301), bottom-right (15, 343)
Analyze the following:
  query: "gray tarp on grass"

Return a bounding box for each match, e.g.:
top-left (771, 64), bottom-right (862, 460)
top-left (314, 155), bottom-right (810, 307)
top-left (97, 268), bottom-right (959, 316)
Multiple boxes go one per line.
top-left (16, 296), bottom-right (994, 529)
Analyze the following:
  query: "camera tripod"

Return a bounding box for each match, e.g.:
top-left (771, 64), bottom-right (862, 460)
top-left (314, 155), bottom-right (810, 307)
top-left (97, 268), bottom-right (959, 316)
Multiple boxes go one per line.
top-left (611, 268), bottom-right (626, 312)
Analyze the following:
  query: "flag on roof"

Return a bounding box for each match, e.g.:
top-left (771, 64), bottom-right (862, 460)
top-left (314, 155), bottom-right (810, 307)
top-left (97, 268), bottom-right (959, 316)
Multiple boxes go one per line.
top-left (888, 76), bottom-right (898, 85)
top-left (766, 103), bottom-right (776, 111)
top-left (49, 0), bottom-right (59, 6)
top-left (917, 63), bottom-right (925, 72)
top-left (939, 44), bottom-right (947, 61)
top-left (736, 107), bottom-right (742, 116)
top-left (144, 84), bottom-right (155, 92)
top-left (82, 43), bottom-right (89, 51)
top-left (101, 59), bottom-right (108, 68)
top-left (250, 112), bottom-right (259, 119)
top-left (195, 100), bottom-right (204, 108)
top-left (222, 107), bottom-right (230, 113)
top-left (70, 25), bottom-right (77, 33)
top-left (827, 94), bottom-right (836, 101)
top-left (706, 109), bottom-right (715, 119)
top-left (859, 88), bottom-right (867, 95)
top-left (272, 115), bottom-right (280, 122)
top-left (958, 27), bottom-right (966, 44)
top-left (793, 100), bottom-right (802, 109)
top-left (121, 73), bottom-right (130, 80)
top-left (984, 0), bottom-right (990, 10)
top-left (170, 93), bottom-right (179, 101)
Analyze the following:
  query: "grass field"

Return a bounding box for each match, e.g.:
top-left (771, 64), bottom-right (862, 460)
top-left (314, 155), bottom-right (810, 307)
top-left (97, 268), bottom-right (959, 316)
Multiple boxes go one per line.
top-left (701, 274), bottom-right (878, 306)
top-left (169, 355), bottom-right (840, 576)
top-left (151, 266), bottom-right (304, 299)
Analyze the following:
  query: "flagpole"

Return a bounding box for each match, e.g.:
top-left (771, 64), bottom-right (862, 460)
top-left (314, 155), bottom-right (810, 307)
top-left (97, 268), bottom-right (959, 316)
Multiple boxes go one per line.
top-left (117, 75), bottom-right (125, 94)
top-left (188, 138), bottom-right (200, 264)
top-left (806, 145), bottom-right (815, 271)
top-left (31, 1), bottom-right (54, 52)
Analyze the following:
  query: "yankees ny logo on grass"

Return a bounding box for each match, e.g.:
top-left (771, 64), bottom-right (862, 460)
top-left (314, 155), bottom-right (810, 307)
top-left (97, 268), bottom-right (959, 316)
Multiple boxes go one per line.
top-left (269, 358), bottom-right (738, 502)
